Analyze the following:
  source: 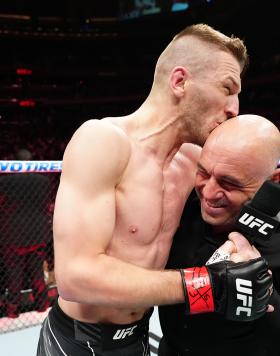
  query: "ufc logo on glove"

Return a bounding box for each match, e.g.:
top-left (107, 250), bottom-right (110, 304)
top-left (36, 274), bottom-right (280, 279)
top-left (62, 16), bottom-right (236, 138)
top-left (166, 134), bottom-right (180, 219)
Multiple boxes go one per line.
top-left (235, 278), bottom-right (252, 317)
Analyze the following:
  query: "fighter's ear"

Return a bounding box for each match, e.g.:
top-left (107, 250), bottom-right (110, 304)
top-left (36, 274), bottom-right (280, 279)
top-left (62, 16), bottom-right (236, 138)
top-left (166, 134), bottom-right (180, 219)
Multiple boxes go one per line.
top-left (170, 66), bottom-right (189, 97)
top-left (270, 168), bottom-right (280, 183)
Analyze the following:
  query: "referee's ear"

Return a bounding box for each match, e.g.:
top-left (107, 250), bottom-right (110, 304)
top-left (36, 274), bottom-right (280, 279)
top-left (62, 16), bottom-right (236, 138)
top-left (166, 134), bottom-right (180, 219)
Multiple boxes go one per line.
top-left (270, 168), bottom-right (280, 184)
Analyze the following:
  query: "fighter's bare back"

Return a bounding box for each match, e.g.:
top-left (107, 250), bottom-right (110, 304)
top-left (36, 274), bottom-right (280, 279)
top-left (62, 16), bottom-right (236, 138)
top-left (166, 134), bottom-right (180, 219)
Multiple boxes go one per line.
top-left (57, 117), bottom-right (200, 325)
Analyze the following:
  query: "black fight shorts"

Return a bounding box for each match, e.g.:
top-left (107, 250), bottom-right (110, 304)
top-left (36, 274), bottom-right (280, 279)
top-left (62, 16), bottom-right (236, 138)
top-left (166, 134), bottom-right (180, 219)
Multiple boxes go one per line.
top-left (37, 300), bottom-right (152, 356)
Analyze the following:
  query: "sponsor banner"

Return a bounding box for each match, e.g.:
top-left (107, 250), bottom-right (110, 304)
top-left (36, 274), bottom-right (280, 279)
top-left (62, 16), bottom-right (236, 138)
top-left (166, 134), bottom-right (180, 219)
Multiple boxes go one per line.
top-left (0, 161), bottom-right (62, 173)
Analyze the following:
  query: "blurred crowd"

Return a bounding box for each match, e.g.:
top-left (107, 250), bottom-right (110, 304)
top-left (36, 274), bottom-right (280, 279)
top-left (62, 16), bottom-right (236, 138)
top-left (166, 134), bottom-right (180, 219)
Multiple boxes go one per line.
top-left (0, 129), bottom-right (68, 161)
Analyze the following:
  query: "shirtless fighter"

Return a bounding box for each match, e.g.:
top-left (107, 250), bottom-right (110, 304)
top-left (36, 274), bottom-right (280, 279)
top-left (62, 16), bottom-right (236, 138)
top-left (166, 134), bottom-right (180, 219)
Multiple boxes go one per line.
top-left (37, 24), bottom-right (272, 356)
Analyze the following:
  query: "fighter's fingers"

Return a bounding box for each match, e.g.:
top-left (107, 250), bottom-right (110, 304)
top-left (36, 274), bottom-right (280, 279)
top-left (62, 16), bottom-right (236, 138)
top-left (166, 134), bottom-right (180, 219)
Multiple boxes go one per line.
top-left (218, 240), bottom-right (237, 255)
top-left (229, 252), bottom-right (247, 263)
top-left (228, 232), bottom-right (253, 252)
top-left (251, 245), bottom-right (261, 258)
top-left (229, 239), bottom-right (261, 262)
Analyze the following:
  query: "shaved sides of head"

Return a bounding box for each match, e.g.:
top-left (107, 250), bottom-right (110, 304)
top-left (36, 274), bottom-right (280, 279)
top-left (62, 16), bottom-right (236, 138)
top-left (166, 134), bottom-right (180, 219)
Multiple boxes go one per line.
top-left (174, 24), bottom-right (248, 72)
top-left (152, 24), bottom-right (248, 90)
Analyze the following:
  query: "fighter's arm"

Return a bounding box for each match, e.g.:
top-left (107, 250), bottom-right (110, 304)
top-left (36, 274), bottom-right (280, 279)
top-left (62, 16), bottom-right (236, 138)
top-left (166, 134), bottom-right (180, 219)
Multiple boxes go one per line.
top-left (54, 120), bottom-right (183, 308)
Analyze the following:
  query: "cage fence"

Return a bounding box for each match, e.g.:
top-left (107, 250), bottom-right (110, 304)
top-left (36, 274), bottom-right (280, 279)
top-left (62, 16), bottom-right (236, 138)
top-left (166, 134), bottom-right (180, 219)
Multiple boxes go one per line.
top-left (0, 161), bottom-right (61, 333)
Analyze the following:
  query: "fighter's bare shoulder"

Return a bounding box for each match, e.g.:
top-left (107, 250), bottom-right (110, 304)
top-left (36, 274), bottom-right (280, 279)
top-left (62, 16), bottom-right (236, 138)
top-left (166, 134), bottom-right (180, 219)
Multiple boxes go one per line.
top-left (74, 118), bottom-right (130, 144)
top-left (175, 143), bottom-right (201, 167)
top-left (62, 118), bottom-right (132, 179)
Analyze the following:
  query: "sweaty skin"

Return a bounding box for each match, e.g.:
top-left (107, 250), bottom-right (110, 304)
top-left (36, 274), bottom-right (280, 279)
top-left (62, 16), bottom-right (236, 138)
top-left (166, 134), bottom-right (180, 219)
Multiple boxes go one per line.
top-left (54, 118), bottom-right (201, 324)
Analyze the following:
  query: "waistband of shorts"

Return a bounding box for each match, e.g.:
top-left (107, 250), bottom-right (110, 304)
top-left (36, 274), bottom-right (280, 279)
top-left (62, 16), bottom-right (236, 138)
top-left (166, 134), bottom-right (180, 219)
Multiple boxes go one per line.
top-left (49, 299), bottom-right (153, 339)
top-left (49, 299), bottom-right (76, 338)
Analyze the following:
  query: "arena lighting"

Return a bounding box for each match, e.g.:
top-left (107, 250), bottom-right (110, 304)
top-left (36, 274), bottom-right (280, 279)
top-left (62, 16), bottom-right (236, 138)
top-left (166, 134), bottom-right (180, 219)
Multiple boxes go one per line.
top-left (19, 100), bottom-right (36, 107)
top-left (16, 68), bottom-right (33, 75)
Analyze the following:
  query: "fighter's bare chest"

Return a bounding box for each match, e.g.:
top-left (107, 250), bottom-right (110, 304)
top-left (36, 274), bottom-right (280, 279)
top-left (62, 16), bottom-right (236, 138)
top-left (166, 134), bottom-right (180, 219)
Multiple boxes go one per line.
top-left (114, 158), bottom-right (187, 244)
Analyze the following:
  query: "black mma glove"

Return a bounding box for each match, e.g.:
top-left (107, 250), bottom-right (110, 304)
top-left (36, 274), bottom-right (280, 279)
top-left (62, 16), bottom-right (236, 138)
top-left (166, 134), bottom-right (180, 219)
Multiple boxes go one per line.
top-left (180, 257), bottom-right (272, 321)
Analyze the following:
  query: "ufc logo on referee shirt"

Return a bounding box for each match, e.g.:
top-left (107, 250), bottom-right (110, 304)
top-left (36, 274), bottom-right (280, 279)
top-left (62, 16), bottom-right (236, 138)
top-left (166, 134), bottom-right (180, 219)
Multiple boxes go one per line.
top-left (113, 325), bottom-right (138, 340)
top-left (238, 213), bottom-right (274, 235)
top-left (236, 278), bottom-right (252, 317)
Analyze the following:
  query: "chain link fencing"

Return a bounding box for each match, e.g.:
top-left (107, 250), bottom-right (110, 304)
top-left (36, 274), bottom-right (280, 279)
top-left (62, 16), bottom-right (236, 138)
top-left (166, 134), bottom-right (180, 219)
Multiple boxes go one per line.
top-left (0, 161), bottom-right (61, 333)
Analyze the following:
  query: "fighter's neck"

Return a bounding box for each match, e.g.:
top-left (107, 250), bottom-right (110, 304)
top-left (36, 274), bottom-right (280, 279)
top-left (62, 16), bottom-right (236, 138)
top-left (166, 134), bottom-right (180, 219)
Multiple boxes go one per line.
top-left (125, 107), bottom-right (192, 168)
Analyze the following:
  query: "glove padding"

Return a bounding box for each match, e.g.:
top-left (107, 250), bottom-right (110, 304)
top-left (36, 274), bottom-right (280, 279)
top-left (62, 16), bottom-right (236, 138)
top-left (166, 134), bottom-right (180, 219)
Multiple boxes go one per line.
top-left (180, 257), bottom-right (272, 321)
